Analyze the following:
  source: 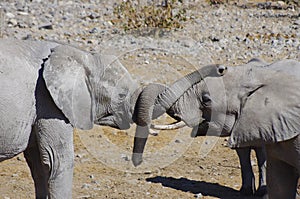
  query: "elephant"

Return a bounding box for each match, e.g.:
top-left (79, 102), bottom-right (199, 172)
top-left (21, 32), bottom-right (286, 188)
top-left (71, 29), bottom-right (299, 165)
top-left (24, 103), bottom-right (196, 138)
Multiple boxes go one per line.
top-left (132, 58), bottom-right (300, 199)
top-left (0, 39), bottom-right (224, 198)
top-left (0, 39), bottom-right (140, 198)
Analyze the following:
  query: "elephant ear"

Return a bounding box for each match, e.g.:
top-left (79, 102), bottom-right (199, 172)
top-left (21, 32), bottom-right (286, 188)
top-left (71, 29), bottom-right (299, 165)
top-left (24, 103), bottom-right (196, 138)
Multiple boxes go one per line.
top-left (229, 70), bottom-right (300, 148)
top-left (43, 45), bottom-right (95, 130)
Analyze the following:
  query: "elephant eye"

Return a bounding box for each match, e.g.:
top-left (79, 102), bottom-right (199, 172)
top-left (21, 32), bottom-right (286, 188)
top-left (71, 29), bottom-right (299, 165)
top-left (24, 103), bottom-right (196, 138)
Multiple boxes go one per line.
top-left (115, 88), bottom-right (129, 100)
top-left (201, 93), bottom-right (212, 107)
top-left (118, 93), bottom-right (126, 99)
top-left (217, 65), bottom-right (227, 75)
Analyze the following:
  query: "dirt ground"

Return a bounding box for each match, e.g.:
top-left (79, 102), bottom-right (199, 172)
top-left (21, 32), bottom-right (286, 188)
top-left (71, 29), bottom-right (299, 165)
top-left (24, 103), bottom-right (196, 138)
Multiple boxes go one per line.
top-left (0, 0), bottom-right (299, 198)
top-left (0, 126), bottom-right (259, 199)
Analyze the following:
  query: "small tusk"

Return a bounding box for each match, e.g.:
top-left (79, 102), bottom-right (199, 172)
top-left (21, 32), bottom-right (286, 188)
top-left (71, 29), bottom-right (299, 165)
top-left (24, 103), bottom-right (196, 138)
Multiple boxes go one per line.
top-left (149, 129), bottom-right (159, 136)
top-left (150, 121), bottom-right (186, 130)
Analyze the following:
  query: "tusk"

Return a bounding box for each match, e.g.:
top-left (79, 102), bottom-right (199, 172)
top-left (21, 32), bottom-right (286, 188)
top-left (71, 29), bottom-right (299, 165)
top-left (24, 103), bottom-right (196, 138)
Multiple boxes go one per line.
top-left (149, 129), bottom-right (159, 136)
top-left (150, 121), bottom-right (186, 130)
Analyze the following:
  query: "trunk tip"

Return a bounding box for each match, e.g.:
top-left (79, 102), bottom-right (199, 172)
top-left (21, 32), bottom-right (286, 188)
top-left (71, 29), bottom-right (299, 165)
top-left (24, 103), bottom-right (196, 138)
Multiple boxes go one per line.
top-left (132, 153), bottom-right (143, 167)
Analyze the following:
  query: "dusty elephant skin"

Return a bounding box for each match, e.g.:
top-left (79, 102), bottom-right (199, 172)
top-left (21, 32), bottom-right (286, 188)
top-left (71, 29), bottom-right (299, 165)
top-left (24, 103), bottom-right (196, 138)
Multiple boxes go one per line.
top-left (0, 39), bottom-right (147, 198)
top-left (133, 58), bottom-right (300, 199)
top-left (132, 60), bottom-right (267, 196)
top-left (132, 64), bottom-right (227, 166)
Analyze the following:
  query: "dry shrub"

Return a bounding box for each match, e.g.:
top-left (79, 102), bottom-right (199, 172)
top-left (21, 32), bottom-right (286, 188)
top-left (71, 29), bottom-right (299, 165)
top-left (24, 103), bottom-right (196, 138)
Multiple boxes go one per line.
top-left (206, 0), bottom-right (228, 4)
top-left (113, 0), bottom-right (187, 32)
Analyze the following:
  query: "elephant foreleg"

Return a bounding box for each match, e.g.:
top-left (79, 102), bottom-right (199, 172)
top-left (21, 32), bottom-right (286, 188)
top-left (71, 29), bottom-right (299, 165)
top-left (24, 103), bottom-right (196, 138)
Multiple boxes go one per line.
top-left (35, 118), bottom-right (74, 199)
top-left (236, 147), bottom-right (255, 195)
top-left (24, 130), bottom-right (49, 199)
top-left (254, 146), bottom-right (267, 196)
top-left (34, 71), bottom-right (74, 199)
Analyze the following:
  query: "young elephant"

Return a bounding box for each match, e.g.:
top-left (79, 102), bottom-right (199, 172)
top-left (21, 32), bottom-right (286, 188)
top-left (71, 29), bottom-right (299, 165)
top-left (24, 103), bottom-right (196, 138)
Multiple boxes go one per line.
top-left (133, 58), bottom-right (300, 199)
top-left (134, 59), bottom-right (267, 196)
top-left (0, 39), bottom-right (224, 198)
top-left (0, 39), bottom-right (143, 198)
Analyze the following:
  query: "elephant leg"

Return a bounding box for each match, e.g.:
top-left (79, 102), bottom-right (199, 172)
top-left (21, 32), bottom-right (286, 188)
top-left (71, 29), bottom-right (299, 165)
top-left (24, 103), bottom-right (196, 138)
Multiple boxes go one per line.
top-left (254, 146), bottom-right (267, 196)
top-left (236, 147), bottom-right (255, 195)
top-left (24, 130), bottom-right (49, 199)
top-left (35, 118), bottom-right (74, 199)
top-left (267, 156), bottom-right (298, 199)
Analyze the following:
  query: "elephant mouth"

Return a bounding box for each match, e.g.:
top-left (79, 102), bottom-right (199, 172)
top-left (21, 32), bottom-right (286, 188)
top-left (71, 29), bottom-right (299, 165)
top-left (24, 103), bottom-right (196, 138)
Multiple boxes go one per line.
top-left (191, 119), bottom-right (232, 137)
top-left (97, 114), bottom-right (131, 130)
top-left (96, 115), bottom-right (119, 129)
top-left (191, 120), bottom-right (209, 137)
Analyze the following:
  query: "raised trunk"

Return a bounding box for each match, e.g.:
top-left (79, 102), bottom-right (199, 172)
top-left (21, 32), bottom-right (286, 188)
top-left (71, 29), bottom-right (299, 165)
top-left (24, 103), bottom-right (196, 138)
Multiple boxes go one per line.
top-left (132, 64), bottom-right (227, 166)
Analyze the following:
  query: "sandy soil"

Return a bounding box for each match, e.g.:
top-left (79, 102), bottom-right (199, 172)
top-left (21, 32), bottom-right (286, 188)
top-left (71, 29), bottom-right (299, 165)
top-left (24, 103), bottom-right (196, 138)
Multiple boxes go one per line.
top-left (0, 0), bottom-right (299, 198)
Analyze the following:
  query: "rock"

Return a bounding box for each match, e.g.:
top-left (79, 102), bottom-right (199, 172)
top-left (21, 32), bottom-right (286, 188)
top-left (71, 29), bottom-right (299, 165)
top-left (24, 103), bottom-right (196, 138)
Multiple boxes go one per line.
top-left (17, 11), bottom-right (29, 16)
top-left (38, 23), bottom-right (53, 30)
top-left (294, 20), bottom-right (300, 26)
top-left (209, 35), bottom-right (220, 42)
top-left (5, 12), bottom-right (15, 18)
top-left (182, 39), bottom-right (194, 48)
top-left (121, 154), bottom-right (130, 161)
top-left (89, 27), bottom-right (99, 34)
top-left (194, 193), bottom-right (203, 198)
top-left (81, 183), bottom-right (91, 189)
top-left (8, 18), bottom-right (18, 26)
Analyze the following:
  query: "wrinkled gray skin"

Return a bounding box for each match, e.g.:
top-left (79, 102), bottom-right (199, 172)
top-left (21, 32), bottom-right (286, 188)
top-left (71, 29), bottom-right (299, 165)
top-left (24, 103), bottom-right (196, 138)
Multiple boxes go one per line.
top-left (200, 59), bottom-right (300, 199)
top-left (132, 64), bottom-right (227, 165)
top-left (133, 59), bottom-right (267, 196)
top-left (0, 39), bottom-right (142, 198)
top-left (133, 58), bottom-right (300, 199)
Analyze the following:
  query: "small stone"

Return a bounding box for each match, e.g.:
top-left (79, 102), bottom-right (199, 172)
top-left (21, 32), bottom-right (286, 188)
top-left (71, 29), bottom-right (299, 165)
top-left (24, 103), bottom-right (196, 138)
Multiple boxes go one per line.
top-left (8, 18), bottom-right (18, 26)
top-left (209, 35), bottom-right (220, 42)
top-left (182, 40), bottom-right (194, 48)
top-left (76, 154), bottom-right (83, 158)
top-left (5, 12), bottom-right (15, 18)
top-left (175, 139), bottom-right (181, 143)
top-left (81, 183), bottom-right (91, 189)
top-left (89, 27), bottom-right (99, 34)
top-left (39, 24), bottom-right (53, 30)
top-left (121, 154), bottom-right (130, 161)
top-left (17, 11), bottom-right (29, 16)
top-left (194, 193), bottom-right (203, 198)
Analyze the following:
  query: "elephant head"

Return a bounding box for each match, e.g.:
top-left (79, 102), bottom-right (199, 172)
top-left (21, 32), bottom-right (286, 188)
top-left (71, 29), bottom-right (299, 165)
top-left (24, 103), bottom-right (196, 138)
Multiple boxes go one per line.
top-left (43, 44), bottom-right (141, 130)
top-left (132, 64), bottom-right (228, 166)
top-left (190, 59), bottom-right (300, 149)
top-left (137, 59), bottom-right (300, 149)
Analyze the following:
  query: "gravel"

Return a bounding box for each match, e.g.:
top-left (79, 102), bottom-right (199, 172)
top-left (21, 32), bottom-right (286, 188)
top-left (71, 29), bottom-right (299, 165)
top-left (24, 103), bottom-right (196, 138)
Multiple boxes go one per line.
top-left (0, 0), bottom-right (299, 67)
top-left (0, 0), bottom-right (299, 198)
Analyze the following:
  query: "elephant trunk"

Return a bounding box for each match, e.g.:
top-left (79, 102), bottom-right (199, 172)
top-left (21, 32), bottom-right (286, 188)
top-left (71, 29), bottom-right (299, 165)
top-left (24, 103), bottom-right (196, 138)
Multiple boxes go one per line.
top-left (132, 64), bottom-right (227, 167)
top-left (132, 83), bottom-right (167, 166)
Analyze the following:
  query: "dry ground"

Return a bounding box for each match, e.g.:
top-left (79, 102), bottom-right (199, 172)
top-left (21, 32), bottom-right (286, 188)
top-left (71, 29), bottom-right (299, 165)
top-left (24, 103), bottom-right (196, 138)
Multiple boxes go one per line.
top-left (0, 0), bottom-right (299, 198)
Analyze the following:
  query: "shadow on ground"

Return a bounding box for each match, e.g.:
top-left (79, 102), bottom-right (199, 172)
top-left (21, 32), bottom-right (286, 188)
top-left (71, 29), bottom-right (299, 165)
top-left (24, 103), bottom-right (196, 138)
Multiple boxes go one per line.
top-left (146, 176), bottom-right (262, 199)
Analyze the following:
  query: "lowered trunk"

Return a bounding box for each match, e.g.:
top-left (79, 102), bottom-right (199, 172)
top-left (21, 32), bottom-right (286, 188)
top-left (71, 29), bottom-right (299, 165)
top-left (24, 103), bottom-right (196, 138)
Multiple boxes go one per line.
top-left (132, 64), bottom-right (227, 166)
